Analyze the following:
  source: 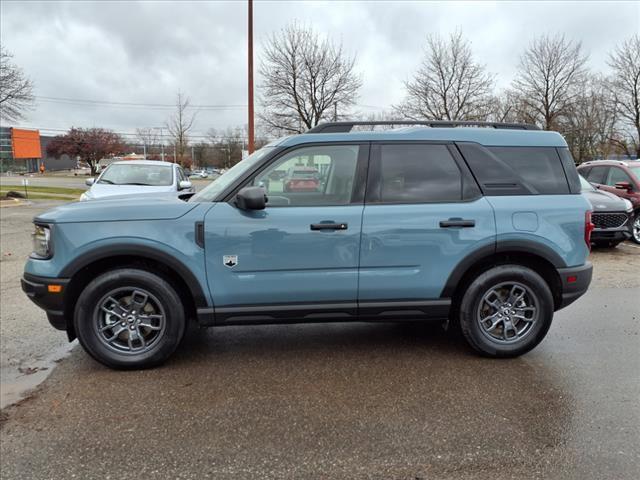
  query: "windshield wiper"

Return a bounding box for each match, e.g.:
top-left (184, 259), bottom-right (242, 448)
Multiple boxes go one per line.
top-left (116, 182), bottom-right (152, 186)
top-left (98, 179), bottom-right (115, 185)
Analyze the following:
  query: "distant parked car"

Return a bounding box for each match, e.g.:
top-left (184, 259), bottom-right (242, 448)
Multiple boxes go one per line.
top-left (579, 175), bottom-right (633, 248)
top-left (283, 166), bottom-right (320, 192)
top-left (189, 170), bottom-right (209, 179)
top-left (80, 161), bottom-right (193, 201)
top-left (577, 160), bottom-right (640, 243)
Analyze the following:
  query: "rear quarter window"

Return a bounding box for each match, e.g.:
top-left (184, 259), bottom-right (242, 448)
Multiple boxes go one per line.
top-left (487, 147), bottom-right (570, 194)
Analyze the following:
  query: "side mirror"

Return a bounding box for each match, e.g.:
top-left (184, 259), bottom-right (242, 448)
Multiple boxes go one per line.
top-left (85, 178), bottom-right (95, 186)
top-left (179, 180), bottom-right (192, 190)
top-left (235, 186), bottom-right (267, 210)
top-left (614, 181), bottom-right (632, 191)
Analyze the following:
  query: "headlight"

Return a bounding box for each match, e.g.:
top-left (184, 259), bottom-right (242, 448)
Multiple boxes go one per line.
top-left (32, 224), bottom-right (52, 259)
top-left (623, 199), bottom-right (633, 212)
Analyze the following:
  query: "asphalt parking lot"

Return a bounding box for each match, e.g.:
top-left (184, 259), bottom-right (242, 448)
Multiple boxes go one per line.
top-left (1, 201), bottom-right (639, 479)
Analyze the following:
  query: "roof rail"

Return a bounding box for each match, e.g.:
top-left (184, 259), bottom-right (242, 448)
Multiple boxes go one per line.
top-left (307, 120), bottom-right (541, 133)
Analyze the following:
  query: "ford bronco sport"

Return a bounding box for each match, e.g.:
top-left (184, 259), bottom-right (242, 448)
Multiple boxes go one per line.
top-left (22, 121), bottom-right (594, 369)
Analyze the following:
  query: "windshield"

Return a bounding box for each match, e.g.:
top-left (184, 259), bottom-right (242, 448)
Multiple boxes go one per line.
top-left (579, 174), bottom-right (596, 192)
top-left (190, 146), bottom-right (275, 202)
top-left (99, 163), bottom-right (173, 186)
top-left (629, 164), bottom-right (640, 178)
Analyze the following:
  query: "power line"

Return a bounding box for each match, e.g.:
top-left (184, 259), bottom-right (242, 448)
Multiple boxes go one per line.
top-left (34, 95), bottom-right (387, 111)
top-left (24, 126), bottom-right (249, 141)
top-left (34, 96), bottom-right (247, 110)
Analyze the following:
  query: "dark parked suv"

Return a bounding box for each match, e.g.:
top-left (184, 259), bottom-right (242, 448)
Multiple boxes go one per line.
top-left (579, 175), bottom-right (633, 247)
top-left (577, 160), bottom-right (640, 243)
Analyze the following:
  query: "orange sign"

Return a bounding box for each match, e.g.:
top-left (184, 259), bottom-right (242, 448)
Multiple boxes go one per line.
top-left (11, 128), bottom-right (42, 159)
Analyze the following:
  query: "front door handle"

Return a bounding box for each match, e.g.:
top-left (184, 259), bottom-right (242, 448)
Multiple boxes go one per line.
top-left (439, 218), bottom-right (476, 228)
top-left (310, 222), bottom-right (348, 231)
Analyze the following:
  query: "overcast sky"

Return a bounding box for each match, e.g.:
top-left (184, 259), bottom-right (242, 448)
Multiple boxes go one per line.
top-left (1, 0), bottom-right (639, 141)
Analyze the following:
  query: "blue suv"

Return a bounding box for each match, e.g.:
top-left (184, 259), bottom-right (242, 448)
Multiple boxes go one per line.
top-left (22, 121), bottom-right (594, 368)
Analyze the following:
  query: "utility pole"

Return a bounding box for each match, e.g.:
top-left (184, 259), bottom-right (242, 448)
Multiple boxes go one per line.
top-left (143, 143), bottom-right (147, 159)
top-left (157, 126), bottom-right (165, 162)
top-left (247, 0), bottom-right (255, 154)
top-left (333, 102), bottom-right (338, 121)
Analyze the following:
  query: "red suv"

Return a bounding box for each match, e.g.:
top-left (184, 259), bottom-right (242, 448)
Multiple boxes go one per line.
top-left (577, 160), bottom-right (640, 243)
top-left (283, 166), bottom-right (321, 192)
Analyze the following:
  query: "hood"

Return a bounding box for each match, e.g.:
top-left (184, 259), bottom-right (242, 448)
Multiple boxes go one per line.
top-left (35, 196), bottom-right (200, 224)
top-left (581, 189), bottom-right (628, 212)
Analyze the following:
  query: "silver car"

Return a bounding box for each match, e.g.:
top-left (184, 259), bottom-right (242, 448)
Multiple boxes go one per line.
top-left (80, 160), bottom-right (194, 201)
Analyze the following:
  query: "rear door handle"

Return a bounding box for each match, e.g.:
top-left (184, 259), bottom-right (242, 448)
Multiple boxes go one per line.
top-left (439, 218), bottom-right (475, 228)
top-left (310, 222), bottom-right (348, 231)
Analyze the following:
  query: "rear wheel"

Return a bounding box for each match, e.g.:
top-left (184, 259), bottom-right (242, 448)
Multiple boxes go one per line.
top-left (74, 268), bottom-right (186, 369)
top-left (632, 213), bottom-right (640, 244)
top-left (459, 265), bottom-right (554, 358)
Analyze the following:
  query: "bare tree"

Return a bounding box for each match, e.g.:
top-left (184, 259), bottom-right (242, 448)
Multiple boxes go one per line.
top-left (606, 34), bottom-right (640, 158)
top-left (166, 92), bottom-right (196, 164)
top-left (512, 34), bottom-right (588, 130)
top-left (395, 31), bottom-right (494, 121)
top-left (562, 75), bottom-right (618, 162)
top-left (0, 47), bottom-right (34, 122)
top-left (259, 23), bottom-right (362, 134)
top-left (136, 128), bottom-right (159, 148)
top-left (136, 127), bottom-right (159, 158)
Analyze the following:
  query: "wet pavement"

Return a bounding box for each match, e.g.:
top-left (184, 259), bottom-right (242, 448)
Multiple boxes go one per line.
top-left (1, 201), bottom-right (639, 479)
top-left (0, 287), bottom-right (638, 479)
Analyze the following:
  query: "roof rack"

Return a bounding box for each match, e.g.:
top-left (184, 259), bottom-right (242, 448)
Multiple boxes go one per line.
top-left (307, 120), bottom-right (541, 133)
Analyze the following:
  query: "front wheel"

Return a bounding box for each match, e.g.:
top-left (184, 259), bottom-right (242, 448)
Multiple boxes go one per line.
top-left (74, 268), bottom-right (186, 369)
top-left (632, 213), bottom-right (640, 244)
top-left (458, 265), bottom-right (554, 358)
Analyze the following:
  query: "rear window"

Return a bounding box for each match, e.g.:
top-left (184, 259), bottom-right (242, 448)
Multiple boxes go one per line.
top-left (487, 147), bottom-right (569, 194)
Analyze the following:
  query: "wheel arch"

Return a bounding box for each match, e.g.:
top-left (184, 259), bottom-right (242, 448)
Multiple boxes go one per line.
top-left (61, 244), bottom-right (208, 340)
top-left (442, 243), bottom-right (565, 312)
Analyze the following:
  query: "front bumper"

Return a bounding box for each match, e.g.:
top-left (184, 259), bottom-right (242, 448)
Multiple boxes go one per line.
top-left (591, 226), bottom-right (632, 243)
top-left (21, 273), bottom-right (70, 331)
top-left (556, 262), bottom-right (593, 310)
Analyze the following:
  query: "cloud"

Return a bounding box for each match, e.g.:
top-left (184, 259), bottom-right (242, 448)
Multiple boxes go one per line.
top-left (1, 0), bottom-right (638, 138)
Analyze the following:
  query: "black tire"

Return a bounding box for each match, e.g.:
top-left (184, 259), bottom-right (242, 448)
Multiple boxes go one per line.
top-left (631, 213), bottom-right (640, 245)
top-left (458, 265), bottom-right (554, 358)
top-left (74, 268), bottom-right (186, 369)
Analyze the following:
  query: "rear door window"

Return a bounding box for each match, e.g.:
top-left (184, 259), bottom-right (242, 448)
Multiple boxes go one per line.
top-left (372, 144), bottom-right (462, 203)
top-left (487, 147), bottom-right (569, 194)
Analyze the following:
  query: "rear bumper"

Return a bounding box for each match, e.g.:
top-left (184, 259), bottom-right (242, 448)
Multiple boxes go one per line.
top-left (556, 262), bottom-right (593, 310)
top-left (21, 273), bottom-right (70, 331)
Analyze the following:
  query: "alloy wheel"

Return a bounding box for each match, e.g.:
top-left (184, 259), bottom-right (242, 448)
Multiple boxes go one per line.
top-left (94, 287), bottom-right (166, 354)
top-left (476, 282), bottom-right (539, 345)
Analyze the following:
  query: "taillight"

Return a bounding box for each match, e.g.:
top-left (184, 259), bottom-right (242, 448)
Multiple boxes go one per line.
top-left (585, 210), bottom-right (594, 250)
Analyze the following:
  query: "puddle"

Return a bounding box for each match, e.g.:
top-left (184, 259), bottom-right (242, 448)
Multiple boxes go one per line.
top-left (1, 341), bottom-right (77, 409)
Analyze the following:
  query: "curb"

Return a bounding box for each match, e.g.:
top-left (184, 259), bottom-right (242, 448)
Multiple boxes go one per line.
top-left (0, 198), bottom-right (29, 208)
